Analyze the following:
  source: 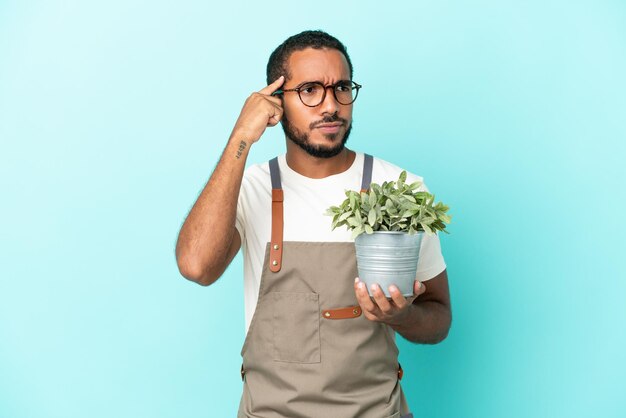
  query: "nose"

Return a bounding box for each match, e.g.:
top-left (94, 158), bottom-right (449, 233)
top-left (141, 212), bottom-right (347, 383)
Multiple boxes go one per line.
top-left (319, 86), bottom-right (340, 115)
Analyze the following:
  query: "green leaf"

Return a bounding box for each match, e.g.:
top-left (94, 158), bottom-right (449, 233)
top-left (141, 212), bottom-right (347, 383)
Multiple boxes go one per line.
top-left (368, 208), bottom-right (376, 226)
top-left (408, 181), bottom-right (422, 191)
top-left (368, 190), bottom-right (377, 207)
top-left (349, 193), bottom-right (356, 210)
top-left (398, 170), bottom-right (407, 187)
top-left (435, 202), bottom-right (449, 212)
top-left (351, 225), bottom-right (363, 239)
top-left (421, 216), bottom-right (435, 225)
top-left (364, 224), bottom-right (373, 234)
top-left (414, 191), bottom-right (429, 201)
top-left (401, 201), bottom-right (421, 211)
top-left (402, 209), bottom-right (419, 218)
top-left (338, 212), bottom-right (352, 222)
top-left (347, 216), bottom-right (361, 227)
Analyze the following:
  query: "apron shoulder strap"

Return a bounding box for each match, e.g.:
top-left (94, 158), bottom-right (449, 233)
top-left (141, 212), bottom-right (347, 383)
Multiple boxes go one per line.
top-left (268, 157), bottom-right (283, 273)
top-left (360, 153), bottom-right (373, 192)
top-left (269, 157), bottom-right (282, 190)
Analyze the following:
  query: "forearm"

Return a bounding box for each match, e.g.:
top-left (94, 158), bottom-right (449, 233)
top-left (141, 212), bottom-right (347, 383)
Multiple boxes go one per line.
top-left (175, 132), bottom-right (250, 284)
top-left (176, 77), bottom-right (285, 284)
top-left (390, 300), bottom-right (451, 344)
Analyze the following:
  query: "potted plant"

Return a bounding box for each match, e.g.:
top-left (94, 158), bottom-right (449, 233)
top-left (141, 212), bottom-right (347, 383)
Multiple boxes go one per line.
top-left (326, 171), bottom-right (451, 297)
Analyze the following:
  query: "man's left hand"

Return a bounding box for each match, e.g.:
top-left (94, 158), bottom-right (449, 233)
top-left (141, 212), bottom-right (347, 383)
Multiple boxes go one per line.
top-left (354, 278), bottom-right (426, 327)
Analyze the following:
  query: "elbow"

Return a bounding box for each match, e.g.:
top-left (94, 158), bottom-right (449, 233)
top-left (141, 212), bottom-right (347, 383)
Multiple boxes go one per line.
top-left (417, 308), bottom-right (452, 345)
top-left (430, 326), bottom-right (451, 344)
top-left (412, 328), bottom-right (449, 345)
top-left (430, 311), bottom-right (452, 344)
top-left (176, 255), bottom-right (220, 287)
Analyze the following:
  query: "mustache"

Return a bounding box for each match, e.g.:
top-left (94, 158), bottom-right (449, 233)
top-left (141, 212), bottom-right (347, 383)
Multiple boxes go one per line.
top-left (309, 114), bottom-right (349, 129)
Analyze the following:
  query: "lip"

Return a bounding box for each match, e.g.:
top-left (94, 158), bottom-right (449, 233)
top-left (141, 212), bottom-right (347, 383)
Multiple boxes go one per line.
top-left (315, 123), bottom-right (343, 133)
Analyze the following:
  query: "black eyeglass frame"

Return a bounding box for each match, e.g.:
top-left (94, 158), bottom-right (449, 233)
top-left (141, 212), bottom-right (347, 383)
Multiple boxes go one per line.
top-left (272, 80), bottom-right (362, 107)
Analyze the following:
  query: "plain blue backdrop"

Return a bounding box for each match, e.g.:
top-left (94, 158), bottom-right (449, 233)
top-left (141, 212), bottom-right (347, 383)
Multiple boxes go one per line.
top-left (1, 1), bottom-right (625, 417)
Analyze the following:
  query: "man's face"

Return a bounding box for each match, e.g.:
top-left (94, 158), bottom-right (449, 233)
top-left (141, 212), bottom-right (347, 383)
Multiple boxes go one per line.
top-left (280, 48), bottom-right (353, 158)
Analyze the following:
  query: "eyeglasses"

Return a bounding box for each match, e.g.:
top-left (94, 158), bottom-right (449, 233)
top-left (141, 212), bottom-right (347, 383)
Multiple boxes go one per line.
top-left (272, 80), bottom-right (362, 107)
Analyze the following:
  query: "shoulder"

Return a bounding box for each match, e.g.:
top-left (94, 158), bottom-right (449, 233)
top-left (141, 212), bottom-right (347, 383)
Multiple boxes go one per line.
top-left (370, 155), bottom-right (427, 189)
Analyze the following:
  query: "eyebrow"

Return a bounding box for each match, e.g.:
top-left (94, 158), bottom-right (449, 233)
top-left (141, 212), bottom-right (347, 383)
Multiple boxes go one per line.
top-left (296, 79), bottom-right (351, 87)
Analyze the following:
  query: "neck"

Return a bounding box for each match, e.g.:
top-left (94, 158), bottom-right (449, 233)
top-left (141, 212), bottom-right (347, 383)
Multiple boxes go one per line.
top-left (285, 142), bottom-right (356, 179)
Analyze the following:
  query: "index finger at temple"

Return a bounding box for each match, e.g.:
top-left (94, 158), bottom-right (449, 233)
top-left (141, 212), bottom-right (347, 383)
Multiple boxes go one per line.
top-left (265, 94), bottom-right (283, 107)
top-left (258, 75), bottom-right (285, 95)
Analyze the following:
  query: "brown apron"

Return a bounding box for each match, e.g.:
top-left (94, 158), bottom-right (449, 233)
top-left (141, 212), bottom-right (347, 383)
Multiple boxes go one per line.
top-left (237, 155), bottom-right (413, 418)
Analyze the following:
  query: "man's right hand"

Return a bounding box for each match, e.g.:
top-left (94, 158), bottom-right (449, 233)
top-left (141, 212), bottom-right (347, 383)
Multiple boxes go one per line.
top-left (177, 77), bottom-right (286, 286)
top-left (231, 76), bottom-right (285, 143)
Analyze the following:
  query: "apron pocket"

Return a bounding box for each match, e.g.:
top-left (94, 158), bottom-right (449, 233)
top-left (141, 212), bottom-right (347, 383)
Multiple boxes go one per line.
top-left (272, 292), bottom-right (321, 363)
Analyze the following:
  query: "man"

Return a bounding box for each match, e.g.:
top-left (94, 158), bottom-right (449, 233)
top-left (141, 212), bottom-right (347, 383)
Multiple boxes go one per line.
top-left (175, 30), bottom-right (451, 418)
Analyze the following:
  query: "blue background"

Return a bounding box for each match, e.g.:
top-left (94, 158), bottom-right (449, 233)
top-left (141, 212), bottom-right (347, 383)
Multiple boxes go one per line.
top-left (1, 1), bottom-right (625, 417)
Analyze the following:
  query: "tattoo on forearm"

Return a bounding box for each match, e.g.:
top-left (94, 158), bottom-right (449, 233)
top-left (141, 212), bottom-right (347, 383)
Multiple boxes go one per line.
top-left (236, 140), bottom-right (247, 159)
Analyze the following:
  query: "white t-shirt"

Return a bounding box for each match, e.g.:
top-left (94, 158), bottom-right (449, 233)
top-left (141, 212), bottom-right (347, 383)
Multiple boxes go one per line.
top-left (235, 152), bottom-right (446, 332)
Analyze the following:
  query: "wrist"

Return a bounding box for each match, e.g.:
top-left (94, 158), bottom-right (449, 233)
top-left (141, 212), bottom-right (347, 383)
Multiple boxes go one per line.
top-left (230, 126), bottom-right (258, 145)
top-left (388, 304), bottom-right (417, 333)
top-left (227, 134), bottom-right (252, 160)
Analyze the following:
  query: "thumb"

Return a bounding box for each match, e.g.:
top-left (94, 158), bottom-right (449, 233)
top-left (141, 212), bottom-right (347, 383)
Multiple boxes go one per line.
top-left (414, 280), bottom-right (426, 297)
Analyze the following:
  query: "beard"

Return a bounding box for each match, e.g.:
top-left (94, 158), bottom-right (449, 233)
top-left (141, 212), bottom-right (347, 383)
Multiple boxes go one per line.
top-left (281, 113), bottom-right (352, 159)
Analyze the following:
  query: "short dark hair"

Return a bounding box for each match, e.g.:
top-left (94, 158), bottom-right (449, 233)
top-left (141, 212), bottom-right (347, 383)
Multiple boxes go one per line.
top-left (266, 30), bottom-right (353, 85)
